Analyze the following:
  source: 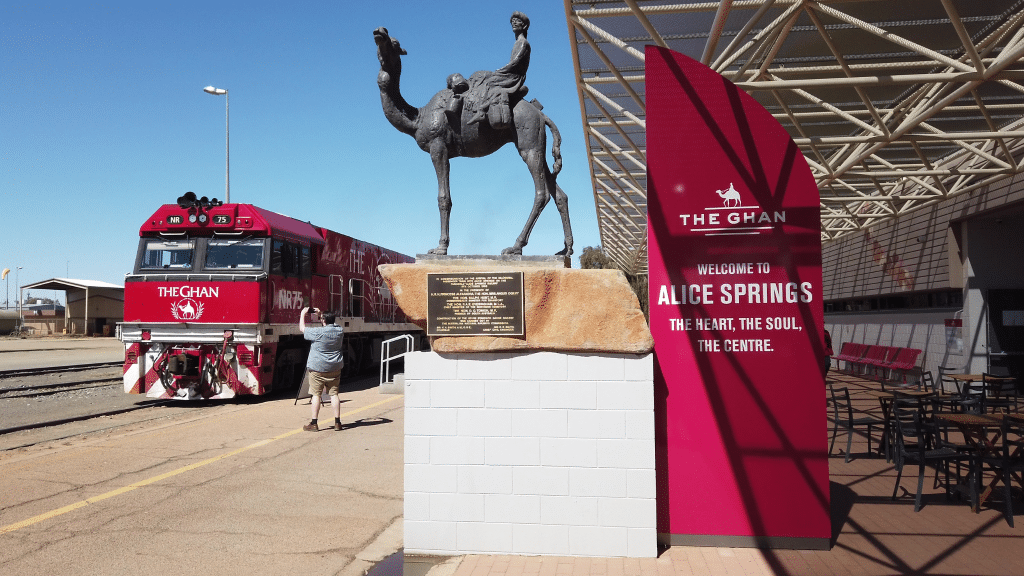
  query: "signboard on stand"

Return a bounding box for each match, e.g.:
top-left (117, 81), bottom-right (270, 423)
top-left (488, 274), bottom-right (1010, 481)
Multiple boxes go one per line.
top-left (646, 47), bottom-right (830, 549)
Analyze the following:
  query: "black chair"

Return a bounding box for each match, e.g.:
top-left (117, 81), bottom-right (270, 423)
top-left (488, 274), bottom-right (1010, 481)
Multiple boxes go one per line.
top-left (921, 370), bottom-right (961, 414)
top-left (829, 385), bottom-right (885, 463)
top-left (937, 365), bottom-right (964, 396)
top-left (993, 417), bottom-right (1024, 527)
top-left (957, 379), bottom-right (987, 414)
top-left (984, 373), bottom-right (1019, 414)
top-left (891, 397), bottom-right (964, 511)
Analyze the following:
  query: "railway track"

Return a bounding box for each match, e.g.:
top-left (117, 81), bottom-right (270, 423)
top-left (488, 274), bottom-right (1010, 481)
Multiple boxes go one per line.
top-left (0, 361), bottom-right (124, 399)
top-left (0, 361), bottom-right (122, 379)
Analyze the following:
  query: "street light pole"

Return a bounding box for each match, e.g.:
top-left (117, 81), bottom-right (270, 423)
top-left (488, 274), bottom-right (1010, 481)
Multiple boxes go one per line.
top-left (203, 86), bottom-right (230, 203)
top-left (16, 267), bottom-right (23, 331)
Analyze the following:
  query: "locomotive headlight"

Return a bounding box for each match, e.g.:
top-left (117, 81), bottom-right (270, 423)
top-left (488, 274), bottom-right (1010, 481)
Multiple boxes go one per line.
top-left (188, 213), bottom-right (198, 223)
top-left (198, 213), bottom-right (208, 223)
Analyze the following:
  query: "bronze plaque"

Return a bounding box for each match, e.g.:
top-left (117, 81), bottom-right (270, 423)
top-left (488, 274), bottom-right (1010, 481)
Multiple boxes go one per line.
top-left (427, 272), bottom-right (525, 336)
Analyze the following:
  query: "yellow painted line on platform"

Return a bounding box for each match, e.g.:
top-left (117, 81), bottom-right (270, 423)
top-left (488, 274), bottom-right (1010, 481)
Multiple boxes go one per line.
top-left (0, 394), bottom-right (403, 535)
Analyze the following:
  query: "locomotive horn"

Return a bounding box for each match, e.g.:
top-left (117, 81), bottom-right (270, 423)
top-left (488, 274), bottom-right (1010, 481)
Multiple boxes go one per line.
top-left (177, 191), bottom-right (198, 208)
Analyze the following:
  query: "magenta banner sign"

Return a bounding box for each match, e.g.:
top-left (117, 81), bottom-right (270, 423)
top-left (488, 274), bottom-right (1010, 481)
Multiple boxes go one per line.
top-left (646, 47), bottom-right (830, 548)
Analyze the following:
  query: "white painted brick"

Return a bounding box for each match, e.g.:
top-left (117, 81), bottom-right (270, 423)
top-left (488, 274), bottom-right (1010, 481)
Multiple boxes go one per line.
top-left (458, 408), bottom-right (512, 436)
top-left (457, 522), bottom-right (513, 553)
top-left (597, 439), bottom-right (656, 469)
top-left (404, 380), bottom-right (430, 407)
top-left (485, 437), bottom-right (540, 465)
top-left (458, 354), bottom-right (513, 380)
top-left (405, 520), bottom-right (457, 553)
top-left (484, 493), bottom-right (541, 524)
top-left (485, 380), bottom-right (540, 408)
top-left (513, 467), bottom-right (569, 496)
top-left (406, 351), bottom-right (458, 380)
top-left (567, 410), bottom-right (626, 439)
top-left (567, 354), bottom-right (625, 381)
top-left (512, 352), bottom-right (568, 381)
top-left (405, 435), bottom-right (430, 464)
top-left (538, 381), bottom-right (597, 409)
top-left (512, 524), bottom-right (570, 555)
top-left (457, 465), bottom-right (513, 494)
top-left (430, 436), bottom-right (485, 465)
top-left (512, 409), bottom-right (567, 438)
top-left (626, 468), bottom-right (657, 499)
top-left (568, 467), bottom-right (627, 498)
top-left (598, 497), bottom-right (657, 528)
top-left (569, 525), bottom-right (628, 557)
top-left (624, 410), bottom-right (655, 440)
top-left (430, 379), bottom-right (486, 408)
top-left (405, 463), bottom-right (457, 492)
top-left (540, 437), bottom-right (597, 467)
top-left (627, 527), bottom-right (658, 558)
top-left (596, 381), bottom-right (653, 410)
top-left (624, 354), bottom-right (654, 382)
top-left (540, 495), bottom-right (598, 526)
top-left (405, 407), bottom-right (457, 436)
top-left (404, 491), bottom-right (430, 521)
top-left (430, 492), bottom-right (486, 522)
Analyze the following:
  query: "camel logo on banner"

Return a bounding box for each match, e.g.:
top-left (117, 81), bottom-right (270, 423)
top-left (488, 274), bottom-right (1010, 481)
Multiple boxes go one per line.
top-left (171, 298), bottom-right (204, 320)
top-left (675, 182), bottom-right (787, 237)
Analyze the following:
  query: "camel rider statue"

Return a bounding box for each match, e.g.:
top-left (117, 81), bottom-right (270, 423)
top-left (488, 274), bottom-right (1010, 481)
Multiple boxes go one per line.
top-left (460, 11), bottom-right (531, 129)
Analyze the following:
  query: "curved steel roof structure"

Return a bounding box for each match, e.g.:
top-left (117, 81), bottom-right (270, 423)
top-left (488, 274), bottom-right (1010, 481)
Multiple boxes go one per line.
top-left (564, 0), bottom-right (1024, 275)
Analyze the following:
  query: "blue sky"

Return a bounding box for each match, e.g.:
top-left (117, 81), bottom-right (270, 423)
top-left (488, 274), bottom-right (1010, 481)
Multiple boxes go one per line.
top-left (1, 0), bottom-right (599, 303)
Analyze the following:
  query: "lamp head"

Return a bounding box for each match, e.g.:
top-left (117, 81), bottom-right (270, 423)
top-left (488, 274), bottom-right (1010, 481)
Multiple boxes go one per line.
top-left (203, 86), bottom-right (227, 95)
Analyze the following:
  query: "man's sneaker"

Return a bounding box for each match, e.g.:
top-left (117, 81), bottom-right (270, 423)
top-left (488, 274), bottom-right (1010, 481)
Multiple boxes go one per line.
top-left (334, 422), bottom-right (342, 431)
top-left (303, 423), bottom-right (318, 432)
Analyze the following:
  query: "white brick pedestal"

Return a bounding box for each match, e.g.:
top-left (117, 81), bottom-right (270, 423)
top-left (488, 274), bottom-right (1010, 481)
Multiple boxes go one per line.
top-left (403, 351), bottom-right (656, 558)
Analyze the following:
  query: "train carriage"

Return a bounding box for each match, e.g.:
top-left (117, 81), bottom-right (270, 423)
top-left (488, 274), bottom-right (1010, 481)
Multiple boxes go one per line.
top-left (120, 193), bottom-right (422, 399)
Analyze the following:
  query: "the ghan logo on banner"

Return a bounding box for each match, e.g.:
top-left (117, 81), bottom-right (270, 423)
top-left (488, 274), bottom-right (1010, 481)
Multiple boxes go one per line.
top-left (678, 183), bottom-right (786, 236)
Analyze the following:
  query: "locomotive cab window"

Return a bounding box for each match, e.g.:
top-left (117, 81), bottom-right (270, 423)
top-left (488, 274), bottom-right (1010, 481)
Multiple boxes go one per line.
top-left (205, 238), bottom-right (267, 270)
top-left (139, 239), bottom-right (194, 270)
top-left (271, 240), bottom-right (311, 278)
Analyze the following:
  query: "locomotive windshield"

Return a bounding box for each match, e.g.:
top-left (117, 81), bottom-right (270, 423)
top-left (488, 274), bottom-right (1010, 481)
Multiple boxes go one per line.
top-left (205, 238), bottom-right (266, 270)
top-left (140, 239), bottom-right (194, 270)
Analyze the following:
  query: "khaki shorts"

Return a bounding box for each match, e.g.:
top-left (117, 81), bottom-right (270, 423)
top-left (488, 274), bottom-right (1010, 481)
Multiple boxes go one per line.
top-left (307, 369), bottom-right (342, 397)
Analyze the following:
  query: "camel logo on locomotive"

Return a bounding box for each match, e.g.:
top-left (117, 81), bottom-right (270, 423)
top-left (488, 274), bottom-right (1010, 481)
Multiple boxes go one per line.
top-left (171, 298), bottom-right (204, 320)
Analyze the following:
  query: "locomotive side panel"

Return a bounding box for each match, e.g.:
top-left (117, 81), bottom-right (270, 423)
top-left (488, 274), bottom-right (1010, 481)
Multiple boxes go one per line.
top-left (315, 229), bottom-right (414, 324)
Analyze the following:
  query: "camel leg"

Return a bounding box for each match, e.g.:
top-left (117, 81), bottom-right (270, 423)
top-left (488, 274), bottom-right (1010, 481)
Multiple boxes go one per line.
top-left (551, 182), bottom-right (573, 256)
top-left (503, 147), bottom-right (550, 255)
top-left (428, 140), bottom-right (451, 255)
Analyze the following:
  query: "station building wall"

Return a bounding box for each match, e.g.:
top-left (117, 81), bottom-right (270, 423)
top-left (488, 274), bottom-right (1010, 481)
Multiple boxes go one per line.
top-left (823, 172), bottom-right (1024, 379)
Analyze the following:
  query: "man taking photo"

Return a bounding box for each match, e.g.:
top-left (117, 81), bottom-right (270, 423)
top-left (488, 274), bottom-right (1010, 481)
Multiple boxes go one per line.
top-left (299, 306), bottom-right (345, 431)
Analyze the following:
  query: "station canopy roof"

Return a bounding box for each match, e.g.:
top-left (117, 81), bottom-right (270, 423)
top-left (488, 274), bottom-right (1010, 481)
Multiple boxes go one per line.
top-left (21, 278), bottom-right (124, 291)
top-left (564, 0), bottom-right (1024, 275)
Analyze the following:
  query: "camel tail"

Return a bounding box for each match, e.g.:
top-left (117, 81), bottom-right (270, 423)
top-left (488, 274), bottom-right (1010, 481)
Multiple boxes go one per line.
top-left (543, 111), bottom-right (563, 177)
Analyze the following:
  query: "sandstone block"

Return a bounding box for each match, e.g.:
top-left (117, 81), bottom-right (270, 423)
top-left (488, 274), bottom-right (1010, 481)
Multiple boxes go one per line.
top-left (379, 263), bottom-right (653, 354)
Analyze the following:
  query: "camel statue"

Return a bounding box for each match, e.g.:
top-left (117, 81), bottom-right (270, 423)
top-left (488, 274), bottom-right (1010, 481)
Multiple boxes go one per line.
top-left (373, 26), bottom-right (573, 256)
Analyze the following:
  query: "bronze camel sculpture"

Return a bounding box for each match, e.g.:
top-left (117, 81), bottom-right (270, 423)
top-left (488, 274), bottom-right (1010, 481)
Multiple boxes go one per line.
top-left (373, 26), bottom-right (573, 256)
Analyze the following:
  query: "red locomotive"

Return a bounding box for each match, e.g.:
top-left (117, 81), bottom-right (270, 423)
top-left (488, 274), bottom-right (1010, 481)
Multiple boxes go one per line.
top-left (120, 193), bottom-right (422, 399)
